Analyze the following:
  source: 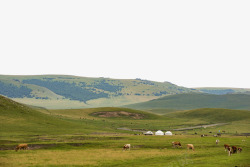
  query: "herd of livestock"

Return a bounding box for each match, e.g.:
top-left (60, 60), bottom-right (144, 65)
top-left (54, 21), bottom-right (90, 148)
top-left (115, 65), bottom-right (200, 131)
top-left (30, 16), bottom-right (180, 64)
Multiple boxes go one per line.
top-left (15, 140), bottom-right (243, 157)
top-left (168, 141), bottom-right (243, 156)
top-left (122, 139), bottom-right (243, 156)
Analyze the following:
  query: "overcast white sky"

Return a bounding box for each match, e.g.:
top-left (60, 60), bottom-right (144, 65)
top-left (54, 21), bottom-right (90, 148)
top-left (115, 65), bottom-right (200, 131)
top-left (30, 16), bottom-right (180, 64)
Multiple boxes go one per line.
top-left (0, 0), bottom-right (249, 88)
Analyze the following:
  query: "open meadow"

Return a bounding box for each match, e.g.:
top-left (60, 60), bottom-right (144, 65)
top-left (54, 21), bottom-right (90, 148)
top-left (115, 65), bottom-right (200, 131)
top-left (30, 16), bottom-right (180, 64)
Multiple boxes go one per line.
top-left (0, 134), bottom-right (249, 167)
top-left (0, 95), bottom-right (250, 166)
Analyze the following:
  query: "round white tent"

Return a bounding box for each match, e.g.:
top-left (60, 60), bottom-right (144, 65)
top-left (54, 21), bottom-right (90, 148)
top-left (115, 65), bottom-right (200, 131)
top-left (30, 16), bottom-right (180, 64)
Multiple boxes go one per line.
top-left (155, 130), bottom-right (164, 136)
top-left (144, 131), bottom-right (154, 135)
top-left (165, 131), bottom-right (173, 136)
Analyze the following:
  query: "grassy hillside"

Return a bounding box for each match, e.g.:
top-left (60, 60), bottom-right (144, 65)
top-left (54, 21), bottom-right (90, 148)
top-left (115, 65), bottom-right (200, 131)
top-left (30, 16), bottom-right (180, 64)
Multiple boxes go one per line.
top-left (0, 75), bottom-right (194, 109)
top-left (0, 95), bottom-right (123, 136)
top-left (1, 94), bottom-right (250, 137)
top-left (125, 93), bottom-right (250, 112)
top-left (167, 108), bottom-right (250, 123)
top-left (1, 96), bottom-right (250, 166)
top-left (1, 95), bottom-right (186, 136)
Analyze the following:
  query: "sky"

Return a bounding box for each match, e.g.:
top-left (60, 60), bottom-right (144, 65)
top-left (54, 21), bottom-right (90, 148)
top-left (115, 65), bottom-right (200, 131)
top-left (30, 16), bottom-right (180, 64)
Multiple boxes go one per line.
top-left (0, 0), bottom-right (249, 88)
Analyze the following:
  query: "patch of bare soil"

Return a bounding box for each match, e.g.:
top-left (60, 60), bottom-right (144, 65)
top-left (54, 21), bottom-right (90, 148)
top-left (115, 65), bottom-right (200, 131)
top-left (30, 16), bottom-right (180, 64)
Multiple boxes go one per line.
top-left (91, 111), bottom-right (144, 119)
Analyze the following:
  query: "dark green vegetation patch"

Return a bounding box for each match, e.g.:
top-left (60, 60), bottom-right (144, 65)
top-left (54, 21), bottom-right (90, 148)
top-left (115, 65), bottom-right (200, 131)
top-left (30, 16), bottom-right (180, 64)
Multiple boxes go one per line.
top-left (23, 79), bottom-right (109, 102)
top-left (125, 93), bottom-right (250, 111)
top-left (167, 108), bottom-right (250, 123)
top-left (0, 81), bottom-right (32, 98)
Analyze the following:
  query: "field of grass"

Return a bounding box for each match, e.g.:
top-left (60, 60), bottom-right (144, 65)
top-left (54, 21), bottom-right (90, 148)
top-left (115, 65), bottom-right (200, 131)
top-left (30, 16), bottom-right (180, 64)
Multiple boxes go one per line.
top-left (1, 95), bottom-right (250, 166)
top-left (1, 135), bottom-right (249, 167)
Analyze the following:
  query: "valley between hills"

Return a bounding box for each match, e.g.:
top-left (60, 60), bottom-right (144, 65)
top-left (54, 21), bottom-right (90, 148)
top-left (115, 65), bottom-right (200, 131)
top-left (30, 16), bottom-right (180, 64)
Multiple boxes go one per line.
top-left (0, 75), bottom-right (250, 166)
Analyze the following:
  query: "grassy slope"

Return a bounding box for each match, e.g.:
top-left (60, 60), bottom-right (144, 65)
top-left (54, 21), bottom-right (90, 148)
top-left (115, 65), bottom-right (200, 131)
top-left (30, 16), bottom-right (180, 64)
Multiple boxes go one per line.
top-left (0, 95), bottom-right (120, 136)
top-left (1, 95), bottom-right (187, 136)
top-left (1, 94), bottom-right (249, 136)
top-left (167, 108), bottom-right (250, 123)
top-left (48, 107), bottom-right (191, 132)
top-left (125, 93), bottom-right (250, 112)
top-left (1, 96), bottom-right (250, 166)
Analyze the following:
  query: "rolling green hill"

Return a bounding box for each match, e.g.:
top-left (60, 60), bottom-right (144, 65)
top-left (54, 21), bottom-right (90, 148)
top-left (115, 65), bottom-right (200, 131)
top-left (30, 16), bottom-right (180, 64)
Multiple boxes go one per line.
top-left (0, 95), bottom-right (120, 136)
top-left (125, 93), bottom-right (250, 112)
top-left (167, 108), bottom-right (250, 123)
top-left (0, 95), bottom-right (178, 136)
top-left (0, 75), bottom-right (194, 109)
top-left (1, 98), bottom-right (250, 167)
top-left (1, 94), bottom-right (250, 137)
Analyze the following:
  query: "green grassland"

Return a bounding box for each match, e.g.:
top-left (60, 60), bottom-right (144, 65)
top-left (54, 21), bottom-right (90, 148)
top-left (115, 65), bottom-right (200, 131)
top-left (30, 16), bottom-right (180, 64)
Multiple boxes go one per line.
top-left (1, 135), bottom-right (249, 167)
top-left (1, 95), bottom-right (250, 166)
top-left (125, 93), bottom-right (250, 112)
top-left (167, 108), bottom-right (250, 123)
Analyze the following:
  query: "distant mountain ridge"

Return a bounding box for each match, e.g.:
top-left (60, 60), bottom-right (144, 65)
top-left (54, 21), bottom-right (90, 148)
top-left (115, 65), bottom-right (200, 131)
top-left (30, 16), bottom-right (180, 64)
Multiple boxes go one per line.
top-left (0, 75), bottom-right (194, 109)
top-left (195, 87), bottom-right (250, 95)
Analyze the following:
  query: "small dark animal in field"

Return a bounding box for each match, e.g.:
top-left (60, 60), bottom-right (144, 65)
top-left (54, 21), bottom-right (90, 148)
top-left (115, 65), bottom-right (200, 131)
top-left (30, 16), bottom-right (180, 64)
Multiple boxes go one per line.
top-left (227, 146), bottom-right (237, 156)
top-left (123, 144), bottom-right (131, 151)
top-left (187, 144), bottom-right (194, 151)
top-left (232, 146), bottom-right (237, 154)
top-left (237, 147), bottom-right (242, 153)
top-left (209, 132), bottom-right (212, 133)
top-left (217, 133), bottom-right (221, 137)
top-left (224, 144), bottom-right (230, 152)
top-left (201, 134), bottom-right (205, 137)
top-left (15, 144), bottom-right (29, 151)
top-left (172, 141), bottom-right (182, 148)
top-left (227, 146), bottom-right (232, 156)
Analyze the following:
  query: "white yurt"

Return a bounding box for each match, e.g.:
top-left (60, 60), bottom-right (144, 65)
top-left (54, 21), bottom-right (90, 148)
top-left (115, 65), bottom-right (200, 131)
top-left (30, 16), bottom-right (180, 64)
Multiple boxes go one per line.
top-left (155, 130), bottom-right (164, 136)
top-left (144, 131), bottom-right (154, 135)
top-left (165, 131), bottom-right (173, 136)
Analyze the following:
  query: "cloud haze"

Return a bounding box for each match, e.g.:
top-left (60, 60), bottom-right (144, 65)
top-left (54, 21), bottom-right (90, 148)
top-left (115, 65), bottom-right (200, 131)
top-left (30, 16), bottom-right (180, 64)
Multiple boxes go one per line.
top-left (0, 0), bottom-right (249, 88)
